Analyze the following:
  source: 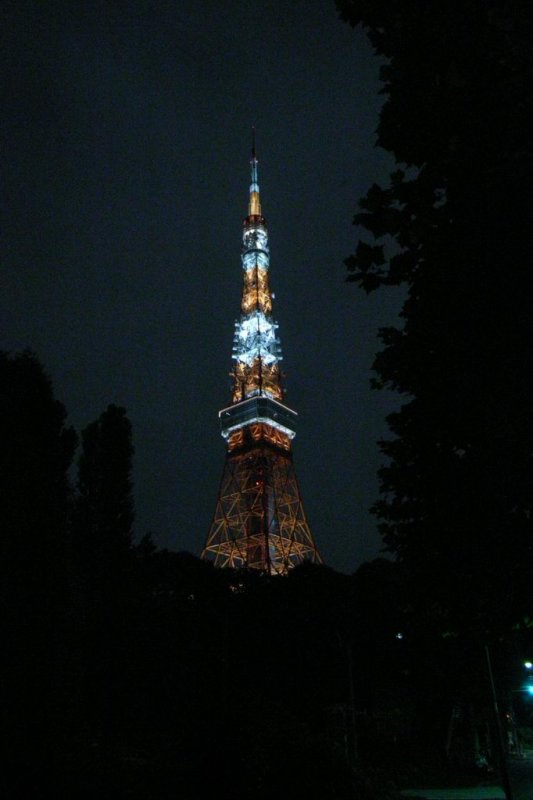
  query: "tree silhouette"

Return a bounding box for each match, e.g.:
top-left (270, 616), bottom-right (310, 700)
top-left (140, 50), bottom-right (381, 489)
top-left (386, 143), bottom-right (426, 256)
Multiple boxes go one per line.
top-left (337, 0), bottom-right (533, 638)
top-left (67, 404), bottom-right (135, 776)
top-left (0, 350), bottom-right (77, 792)
top-left (75, 403), bottom-right (134, 574)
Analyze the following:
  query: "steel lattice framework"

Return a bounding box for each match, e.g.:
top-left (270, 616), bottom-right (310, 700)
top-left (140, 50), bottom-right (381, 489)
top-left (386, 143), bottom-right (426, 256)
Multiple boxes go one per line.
top-left (202, 136), bottom-right (322, 575)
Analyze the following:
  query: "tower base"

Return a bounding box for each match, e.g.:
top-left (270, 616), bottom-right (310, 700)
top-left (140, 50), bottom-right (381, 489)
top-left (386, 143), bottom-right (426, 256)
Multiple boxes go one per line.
top-left (203, 438), bottom-right (322, 576)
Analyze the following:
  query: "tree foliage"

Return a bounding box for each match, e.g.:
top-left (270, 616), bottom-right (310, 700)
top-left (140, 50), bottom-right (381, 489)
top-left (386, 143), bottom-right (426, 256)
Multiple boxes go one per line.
top-left (76, 404), bottom-right (134, 556)
top-left (337, 0), bottom-right (533, 635)
top-left (0, 350), bottom-right (77, 596)
top-left (0, 351), bottom-right (77, 788)
top-left (5, 350), bottom-right (526, 793)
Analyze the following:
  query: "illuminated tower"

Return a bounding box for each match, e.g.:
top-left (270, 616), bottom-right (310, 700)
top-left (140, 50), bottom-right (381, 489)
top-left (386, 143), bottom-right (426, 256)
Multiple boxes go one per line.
top-left (202, 138), bottom-right (322, 575)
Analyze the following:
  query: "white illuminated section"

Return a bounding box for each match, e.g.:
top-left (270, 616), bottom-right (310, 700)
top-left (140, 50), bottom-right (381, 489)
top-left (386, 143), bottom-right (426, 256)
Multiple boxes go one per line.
top-left (242, 223), bottom-right (269, 270)
top-left (219, 396), bottom-right (297, 440)
top-left (243, 227), bottom-right (268, 252)
top-left (221, 413), bottom-right (295, 440)
top-left (232, 310), bottom-right (282, 366)
top-left (242, 250), bottom-right (269, 270)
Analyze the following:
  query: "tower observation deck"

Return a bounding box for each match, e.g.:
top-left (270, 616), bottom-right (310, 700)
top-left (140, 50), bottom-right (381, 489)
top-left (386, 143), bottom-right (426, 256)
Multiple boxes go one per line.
top-left (201, 137), bottom-right (322, 575)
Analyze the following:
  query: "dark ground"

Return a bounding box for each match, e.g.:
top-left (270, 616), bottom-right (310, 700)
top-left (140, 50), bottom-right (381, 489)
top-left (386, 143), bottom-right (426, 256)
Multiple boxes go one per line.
top-left (509, 752), bottom-right (533, 800)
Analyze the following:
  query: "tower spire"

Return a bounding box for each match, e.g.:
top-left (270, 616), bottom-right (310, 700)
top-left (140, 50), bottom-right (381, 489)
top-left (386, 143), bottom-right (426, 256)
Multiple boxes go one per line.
top-left (202, 142), bottom-right (322, 575)
top-left (249, 126), bottom-right (261, 217)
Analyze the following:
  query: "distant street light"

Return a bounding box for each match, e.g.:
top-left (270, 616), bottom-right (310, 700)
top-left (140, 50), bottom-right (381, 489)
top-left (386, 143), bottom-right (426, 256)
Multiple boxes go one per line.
top-left (523, 662), bottom-right (533, 697)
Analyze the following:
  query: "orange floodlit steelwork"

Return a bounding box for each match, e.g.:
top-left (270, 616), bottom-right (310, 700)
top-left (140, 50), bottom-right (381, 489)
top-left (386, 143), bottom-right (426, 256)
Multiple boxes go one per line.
top-left (202, 137), bottom-right (322, 575)
top-left (231, 360), bottom-right (283, 404)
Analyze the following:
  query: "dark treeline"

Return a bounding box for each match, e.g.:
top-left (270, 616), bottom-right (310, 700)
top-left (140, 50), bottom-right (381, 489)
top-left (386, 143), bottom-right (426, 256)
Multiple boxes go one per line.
top-left (2, 350), bottom-right (532, 799)
top-left (337, 0), bottom-right (533, 792)
top-left (0, 350), bottom-right (392, 798)
top-left (337, 0), bottom-right (533, 643)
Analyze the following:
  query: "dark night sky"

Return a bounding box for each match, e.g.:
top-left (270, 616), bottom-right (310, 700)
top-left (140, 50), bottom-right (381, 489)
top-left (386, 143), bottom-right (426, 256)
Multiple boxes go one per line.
top-left (2, 0), bottom-right (404, 574)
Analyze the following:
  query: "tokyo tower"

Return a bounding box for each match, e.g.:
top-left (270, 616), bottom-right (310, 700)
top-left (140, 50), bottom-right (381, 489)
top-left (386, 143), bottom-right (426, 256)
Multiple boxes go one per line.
top-left (202, 136), bottom-right (322, 575)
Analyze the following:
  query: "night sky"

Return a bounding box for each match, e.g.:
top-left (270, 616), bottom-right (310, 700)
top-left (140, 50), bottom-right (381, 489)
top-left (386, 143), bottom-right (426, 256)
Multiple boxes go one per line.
top-left (2, 0), bottom-right (404, 574)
